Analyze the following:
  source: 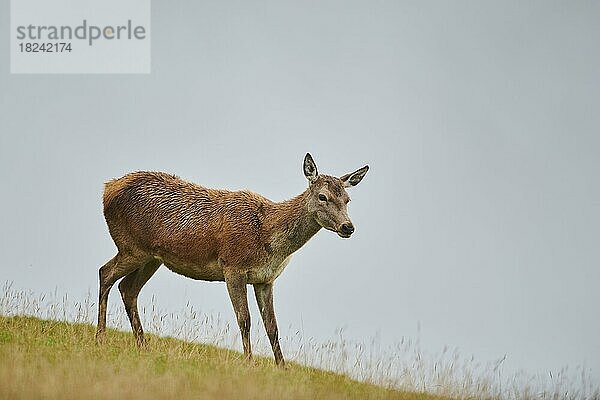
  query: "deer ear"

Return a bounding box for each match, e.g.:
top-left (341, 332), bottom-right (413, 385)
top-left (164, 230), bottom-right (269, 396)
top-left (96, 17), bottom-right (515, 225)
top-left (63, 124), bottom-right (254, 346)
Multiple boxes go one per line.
top-left (340, 165), bottom-right (369, 188)
top-left (303, 153), bottom-right (319, 183)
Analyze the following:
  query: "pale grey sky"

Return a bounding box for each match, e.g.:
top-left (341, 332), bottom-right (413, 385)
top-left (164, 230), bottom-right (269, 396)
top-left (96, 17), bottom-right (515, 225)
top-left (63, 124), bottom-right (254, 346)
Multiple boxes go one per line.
top-left (1, 0), bottom-right (599, 386)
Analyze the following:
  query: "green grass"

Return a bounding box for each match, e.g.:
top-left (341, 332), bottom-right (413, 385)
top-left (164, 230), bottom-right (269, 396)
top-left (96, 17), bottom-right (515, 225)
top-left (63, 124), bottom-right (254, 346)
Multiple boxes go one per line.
top-left (0, 315), bottom-right (444, 400)
top-left (2, 284), bottom-right (598, 400)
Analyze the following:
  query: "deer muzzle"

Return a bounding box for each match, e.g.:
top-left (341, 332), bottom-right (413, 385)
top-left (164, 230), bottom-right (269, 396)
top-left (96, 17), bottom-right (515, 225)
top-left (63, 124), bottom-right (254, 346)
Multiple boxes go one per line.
top-left (338, 222), bottom-right (355, 238)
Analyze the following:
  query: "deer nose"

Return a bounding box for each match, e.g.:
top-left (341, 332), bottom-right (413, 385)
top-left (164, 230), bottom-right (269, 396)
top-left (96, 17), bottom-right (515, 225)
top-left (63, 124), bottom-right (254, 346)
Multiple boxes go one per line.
top-left (340, 222), bottom-right (355, 235)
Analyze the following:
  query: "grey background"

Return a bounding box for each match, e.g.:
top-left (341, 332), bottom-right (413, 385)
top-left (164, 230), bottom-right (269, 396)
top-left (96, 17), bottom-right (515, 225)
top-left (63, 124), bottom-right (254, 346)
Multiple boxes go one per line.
top-left (1, 0), bottom-right (598, 384)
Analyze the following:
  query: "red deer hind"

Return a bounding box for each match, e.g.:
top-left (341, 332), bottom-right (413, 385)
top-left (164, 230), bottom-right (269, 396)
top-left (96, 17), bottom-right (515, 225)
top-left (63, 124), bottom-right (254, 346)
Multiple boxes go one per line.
top-left (96, 153), bottom-right (369, 367)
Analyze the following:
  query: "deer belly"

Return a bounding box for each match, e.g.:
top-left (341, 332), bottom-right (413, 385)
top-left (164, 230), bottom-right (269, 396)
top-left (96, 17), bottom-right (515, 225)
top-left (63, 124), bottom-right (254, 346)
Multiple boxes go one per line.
top-left (247, 255), bottom-right (293, 284)
top-left (159, 257), bottom-right (225, 282)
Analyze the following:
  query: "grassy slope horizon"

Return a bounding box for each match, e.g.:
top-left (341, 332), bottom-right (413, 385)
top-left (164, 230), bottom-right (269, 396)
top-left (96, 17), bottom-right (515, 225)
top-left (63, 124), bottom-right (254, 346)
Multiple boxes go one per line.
top-left (0, 315), bottom-right (443, 400)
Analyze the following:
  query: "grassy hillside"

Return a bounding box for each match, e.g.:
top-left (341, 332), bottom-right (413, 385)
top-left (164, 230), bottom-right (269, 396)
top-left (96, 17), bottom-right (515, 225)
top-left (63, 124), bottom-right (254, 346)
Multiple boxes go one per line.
top-left (0, 316), bottom-right (443, 400)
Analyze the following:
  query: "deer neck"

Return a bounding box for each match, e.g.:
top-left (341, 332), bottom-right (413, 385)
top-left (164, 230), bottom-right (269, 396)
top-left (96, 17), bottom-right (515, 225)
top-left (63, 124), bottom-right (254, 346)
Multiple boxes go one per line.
top-left (267, 189), bottom-right (321, 258)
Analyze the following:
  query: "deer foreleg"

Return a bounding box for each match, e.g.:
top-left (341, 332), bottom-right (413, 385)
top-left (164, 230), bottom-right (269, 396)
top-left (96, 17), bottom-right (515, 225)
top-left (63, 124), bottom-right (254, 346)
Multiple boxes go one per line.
top-left (254, 283), bottom-right (285, 367)
top-left (225, 269), bottom-right (252, 361)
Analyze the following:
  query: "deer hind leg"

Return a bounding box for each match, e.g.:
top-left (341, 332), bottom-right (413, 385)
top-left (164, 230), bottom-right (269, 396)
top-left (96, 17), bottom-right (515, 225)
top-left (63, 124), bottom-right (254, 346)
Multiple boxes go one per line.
top-left (118, 259), bottom-right (161, 347)
top-left (96, 251), bottom-right (148, 344)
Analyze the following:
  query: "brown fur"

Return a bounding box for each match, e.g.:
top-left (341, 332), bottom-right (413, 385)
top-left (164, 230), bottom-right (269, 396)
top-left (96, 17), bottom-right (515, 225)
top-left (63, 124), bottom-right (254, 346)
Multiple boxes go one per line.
top-left (96, 154), bottom-right (368, 367)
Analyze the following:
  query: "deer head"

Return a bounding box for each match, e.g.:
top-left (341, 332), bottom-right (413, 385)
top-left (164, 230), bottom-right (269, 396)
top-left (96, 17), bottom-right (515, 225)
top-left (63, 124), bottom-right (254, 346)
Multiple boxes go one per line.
top-left (303, 153), bottom-right (369, 238)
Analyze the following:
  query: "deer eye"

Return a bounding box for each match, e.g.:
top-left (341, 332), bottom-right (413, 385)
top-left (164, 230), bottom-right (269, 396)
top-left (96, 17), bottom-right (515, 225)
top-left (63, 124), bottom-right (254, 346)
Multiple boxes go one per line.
top-left (318, 193), bottom-right (328, 202)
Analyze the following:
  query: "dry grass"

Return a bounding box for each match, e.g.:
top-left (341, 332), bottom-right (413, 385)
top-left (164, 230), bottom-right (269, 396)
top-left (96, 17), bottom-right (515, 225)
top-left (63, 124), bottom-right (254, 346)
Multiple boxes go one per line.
top-left (0, 282), bottom-right (598, 400)
top-left (0, 315), bottom-right (440, 400)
